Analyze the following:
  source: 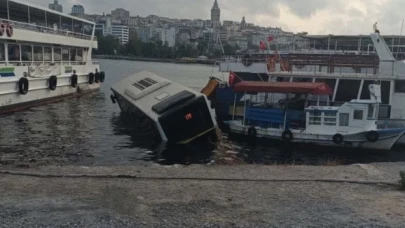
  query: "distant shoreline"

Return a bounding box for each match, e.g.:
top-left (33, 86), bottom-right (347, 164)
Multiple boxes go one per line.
top-left (93, 55), bottom-right (218, 65)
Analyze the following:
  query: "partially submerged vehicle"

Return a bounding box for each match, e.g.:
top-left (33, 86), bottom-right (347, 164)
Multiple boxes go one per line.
top-left (225, 81), bottom-right (405, 150)
top-left (111, 71), bottom-right (217, 144)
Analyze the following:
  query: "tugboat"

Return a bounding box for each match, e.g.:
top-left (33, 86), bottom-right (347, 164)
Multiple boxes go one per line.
top-left (0, 0), bottom-right (103, 114)
top-left (225, 81), bottom-right (405, 150)
top-left (111, 71), bottom-right (217, 144)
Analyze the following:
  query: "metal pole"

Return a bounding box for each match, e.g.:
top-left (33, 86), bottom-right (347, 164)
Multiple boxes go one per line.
top-left (7, 0), bottom-right (10, 20)
top-left (232, 93), bottom-right (237, 120)
top-left (396, 19), bottom-right (404, 59)
top-left (243, 92), bottom-right (247, 125)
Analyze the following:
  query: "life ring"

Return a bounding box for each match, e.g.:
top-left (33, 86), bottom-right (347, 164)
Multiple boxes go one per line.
top-left (0, 23), bottom-right (5, 36)
top-left (88, 73), bottom-right (95, 84)
top-left (100, 71), bottom-right (105, 83)
top-left (333, 134), bottom-right (344, 145)
top-left (95, 72), bottom-right (100, 83)
top-left (48, 75), bottom-right (57, 91)
top-left (6, 24), bottom-right (13, 37)
top-left (282, 130), bottom-right (293, 142)
top-left (110, 94), bottom-right (117, 104)
top-left (366, 131), bottom-right (379, 143)
top-left (18, 77), bottom-right (29, 95)
top-left (71, 74), bottom-right (78, 88)
top-left (248, 126), bottom-right (257, 137)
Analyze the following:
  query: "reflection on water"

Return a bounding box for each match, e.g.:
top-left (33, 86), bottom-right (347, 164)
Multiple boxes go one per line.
top-left (0, 59), bottom-right (405, 167)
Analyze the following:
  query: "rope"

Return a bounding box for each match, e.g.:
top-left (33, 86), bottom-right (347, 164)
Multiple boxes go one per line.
top-left (0, 170), bottom-right (398, 187)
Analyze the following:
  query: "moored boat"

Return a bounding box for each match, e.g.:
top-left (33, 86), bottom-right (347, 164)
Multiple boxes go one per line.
top-left (0, 0), bottom-right (103, 115)
top-left (225, 81), bottom-right (405, 150)
top-left (111, 71), bottom-right (218, 144)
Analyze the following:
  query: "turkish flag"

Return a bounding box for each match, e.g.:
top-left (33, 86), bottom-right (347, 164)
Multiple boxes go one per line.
top-left (267, 36), bottom-right (274, 42)
top-left (259, 41), bottom-right (267, 50)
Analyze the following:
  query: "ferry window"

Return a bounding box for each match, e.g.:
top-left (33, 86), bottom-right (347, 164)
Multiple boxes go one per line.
top-left (73, 20), bottom-right (84, 33)
top-left (47, 13), bottom-right (61, 31)
top-left (335, 80), bottom-right (361, 102)
top-left (76, 49), bottom-right (83, 61)
top-left (62, 17), bottom-right (73, 32)
top-left (54, 48), bottom-right (62, 61)
top-left (44, 47), bottom-right (52, 61)
top-left (62, 48), bottom-right (70, 61)
top-left (70, 49), bottom-right (77, 61)
top-left (395, 80), bottom-right (405, 93)
top-left (8, 1), bottom-right (29, 23)
top-left (324, 112), bottom-right (337, 126)
top-left (339, 113), bottom-right (349, 126)
top-left (0, 0), bottom-right (7, 19)
top-left (21, 45), bottom-right (32, 62)
top-left (0, 44), bottom-right (4, 61)
top-left (276, 77), bottom-right (291, 82)
top-left (292, 77), bottom-right (312, 82)
top-left (381, 81), bottom-right (390, 105)
top-left (354, 110), bottom-right (363, 120)
top-left (30, 7), bottom-right (47, 27)
top-left (8, 44), bottom-right (20, 62)
top-left (34, 46), bottom-right (43, 61)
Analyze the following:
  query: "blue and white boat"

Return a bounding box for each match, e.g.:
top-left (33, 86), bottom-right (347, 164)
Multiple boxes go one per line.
top-left (226, 81), bottom-right (405, 150)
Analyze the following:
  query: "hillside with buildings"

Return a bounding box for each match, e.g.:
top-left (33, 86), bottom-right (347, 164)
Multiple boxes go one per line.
top-left (47, 0), bottom-right (405, 59)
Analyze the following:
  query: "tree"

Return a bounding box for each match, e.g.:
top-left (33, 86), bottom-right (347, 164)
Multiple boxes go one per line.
top-left (95, 34), bottom-right (120, 55)
top-left (223, 44), bottom-right (237, 55)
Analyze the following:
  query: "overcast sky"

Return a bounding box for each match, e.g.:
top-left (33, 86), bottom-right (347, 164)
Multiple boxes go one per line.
top-left (30, 0), bottom-right (405, 35)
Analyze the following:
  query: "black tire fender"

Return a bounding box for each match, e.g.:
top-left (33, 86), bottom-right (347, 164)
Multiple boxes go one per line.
top-left (333, 134), bottom-right (344, 145)
top-left (366, 131), bottom-right (379, 143)
top-left (88, 73), bottom-right (95, 84)
top-left (18, 77), bottom-right (29, 95)
top-left (282, 130), bottom-right (293, 142)
top-left (71, 74), bottom-right (78, 88)
top-left (48, 75), bottom-right (57, 91)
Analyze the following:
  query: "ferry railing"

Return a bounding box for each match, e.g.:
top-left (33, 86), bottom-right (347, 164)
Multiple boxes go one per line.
top-left (0, 20), bottom-right (96, 41)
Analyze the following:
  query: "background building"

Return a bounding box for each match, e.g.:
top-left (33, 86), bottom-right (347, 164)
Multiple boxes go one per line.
top-left (48, 0), bottom-right (62, 13)
top-left (112, 8), bottom-right (130, 21)
top-left (96, 19), bottom-right (129, 45)
top-left (71, 5), bottom-right (85, 17)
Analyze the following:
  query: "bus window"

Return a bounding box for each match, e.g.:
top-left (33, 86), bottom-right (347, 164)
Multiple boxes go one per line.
top-left (62, 48), bottom-right (69, 61)
top-left (21, 45), bottom-right (32, 62)
top-left (34, 46), bottom-right (43, 61)
top-left (8, 44), bottom-right (21, 62)
top-left (54, 48), bottom-right (62, 61)
top-left (44, 47), bottom-right (52, 61)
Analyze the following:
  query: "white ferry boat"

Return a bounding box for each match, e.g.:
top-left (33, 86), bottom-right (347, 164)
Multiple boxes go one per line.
top-left (0, 0), bottom-right (103, 114)
top-left (111, 71), bottom-right (218, 144)
top-left (215, 28), bottom-right (405, 121)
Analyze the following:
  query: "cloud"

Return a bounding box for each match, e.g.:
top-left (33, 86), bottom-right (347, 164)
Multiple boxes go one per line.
top-left (28, 0), bottom-right (405, 35)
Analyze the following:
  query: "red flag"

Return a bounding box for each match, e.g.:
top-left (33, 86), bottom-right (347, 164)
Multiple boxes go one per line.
top-left (267, 36), bottom-right (274, 42)
top-left (259, 41), bottom-right (267, 50)
top-left (229, 71), bottom-right (237, 86)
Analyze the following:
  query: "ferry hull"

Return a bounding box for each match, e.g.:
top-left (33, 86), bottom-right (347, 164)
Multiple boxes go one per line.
top-left (0, 75), bottom-right (101, 115)
top-left (228, 122), bottom-right (404, 150)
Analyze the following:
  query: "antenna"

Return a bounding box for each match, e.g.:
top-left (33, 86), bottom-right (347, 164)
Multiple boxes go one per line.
top-left (396, 19), bottom-right (404, 60)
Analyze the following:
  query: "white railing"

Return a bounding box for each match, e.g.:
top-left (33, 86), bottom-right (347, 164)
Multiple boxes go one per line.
top-left (0, 19), bottom-right (96, 41)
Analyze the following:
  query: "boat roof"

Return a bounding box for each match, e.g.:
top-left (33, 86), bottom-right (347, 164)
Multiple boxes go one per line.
top-left (9, 0), bottom-right (95, 25)
top-left (233, 82), bottom-right (333, 95)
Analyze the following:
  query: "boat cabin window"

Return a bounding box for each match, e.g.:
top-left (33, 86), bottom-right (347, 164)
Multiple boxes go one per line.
top-left (339, 113), bottom-right (349, 126)
top-left (276, 77), bottom-right (291, 82)
top-left (33, 46), bottom-right (43, 62)
top-left (54, 48), bottom-right (62, 61)
top-left (368, 105), bottom-right (375, 118)
top-left (324, 112), bottom-right (337, 126)
top-left (395, 80), bottom-right (405, 93)
top-left (354, 110), bottom-right (363, 120)
top-left (30, 7), bottom-right (47, 27)
top-left (308, 112), bottom-right (322, 125)
top-left (8, 44), bottom-right (20, 62)
top-left (44, 47), bottom-right (52, 61)
top-left (70, 49), bottom-right (77, 62)
top-left (21, 45), bottom-right (32, 62)
top-left (292, 77), bottom-right (312, 82)
top-left (76, 49), bottom-right (83, 61)
top-left (0, 44), bottom-right (4, 61)
top-left (62, 48), bottom-right (70, 61)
